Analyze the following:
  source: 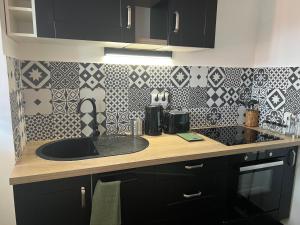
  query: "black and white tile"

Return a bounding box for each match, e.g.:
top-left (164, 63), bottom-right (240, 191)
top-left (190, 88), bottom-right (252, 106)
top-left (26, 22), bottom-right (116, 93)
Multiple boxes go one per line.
top-left (206, 107), bottom-right (222, 125)
top-left (189, 107), bottom-right (208, 128)
top-left (149, 66), bottom-right (171, 88)
top-left (7, 57), bottom-right (27, 160)
top-left (106, 89), bottom-right (128, 112)
top-left (287, 67), bottom-right (300, 91)
top-left (222, 87), bottom-right (239, 106)
top-left (25, 114), bottom-right (54, 141)
top-left (106, 110), bottom-right (129, 135)
top-left (207, 87), bottom-right (226, 107)
top-left (253, 68), bottom-right (268, 88)
top-left (53, 114), bottom-right (81, 139)
top-left (208, 67), bottom-right (226, 88)
top-left (104, 64), bottom-right (129, 89)
top-left (189, 87), bottom-right (207, 108)
top-left (80, 112), bottom-right (106, 137)
top-left (52, 89), bottom-right (79, 114)
top-left (79, 63), bottom-right (105, 90)
top-left (129, 110), bottom-right (145, 120)
top-left (170, 66), bottom-right (190, 88)
top-left (251, 87), bottom-right (268, 105)
top-left (238, 87), bottom-right (252, 102)
top-left (79, 87), bottom-right (106, 113)
top-left (189, 66), bottom-right (208, 88)
top-left (266, 67), bottom-right (290, 89)
top-left (240, 68), bottom-right (253, 87)
top-left (50, 62), bottom-right (80, 89)
top-left (220, 106), bottom-right (238, 126)
top-left (21, 61), bottom-right (51, 89)
top-left (285, 89), bottom-right (300, 114)
top-left (265, 109), bottom-right (284, 125)
top-left (266, 89), bottom-right (286, 111)
top-left (7, 58), bottom-right (18, 93)
top-left (171, 87), bottom-right (189, 109)
top-left (129, 88), bottom-right (151, 111)
top-left (23, 89), bottom-right (52, 115)
top-left (128, 65), bottom-right (150, 88)
top-left (224, 68), bottom-right (242, 88)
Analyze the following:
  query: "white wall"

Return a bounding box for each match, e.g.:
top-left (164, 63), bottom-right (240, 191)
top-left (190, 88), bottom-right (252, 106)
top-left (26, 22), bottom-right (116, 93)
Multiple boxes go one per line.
top-left (254, 0), bottom-right (300, 67)
top-left (253, 1), bottom-right (300, 224)
top-left (0, 26), bottom-right (16, 225)
top-left (6, 0), bottom-right (259, 67)
top-left (173, 0), bottom-right (259, 67)
top-left (0, 1), bottom-right (16, 225)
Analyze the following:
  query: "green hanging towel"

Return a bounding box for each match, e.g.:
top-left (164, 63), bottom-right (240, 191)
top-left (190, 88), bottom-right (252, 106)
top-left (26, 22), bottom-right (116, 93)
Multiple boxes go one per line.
top-left (90, 180), bottom-right (121, 225)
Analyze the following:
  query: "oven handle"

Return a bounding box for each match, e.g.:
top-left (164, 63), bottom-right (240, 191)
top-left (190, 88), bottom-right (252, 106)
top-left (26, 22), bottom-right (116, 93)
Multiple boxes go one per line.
top-left (239, 160), bottom-right (284, 172)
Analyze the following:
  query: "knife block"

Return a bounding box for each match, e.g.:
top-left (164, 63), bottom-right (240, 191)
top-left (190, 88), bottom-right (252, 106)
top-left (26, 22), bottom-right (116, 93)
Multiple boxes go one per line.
top-left (245, 110), bottom-right (259, 127)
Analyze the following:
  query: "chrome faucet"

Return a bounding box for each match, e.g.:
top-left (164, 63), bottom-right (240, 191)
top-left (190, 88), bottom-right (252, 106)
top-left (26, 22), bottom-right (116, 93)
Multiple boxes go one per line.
top-left (77, 98), bottom-right (100, 138)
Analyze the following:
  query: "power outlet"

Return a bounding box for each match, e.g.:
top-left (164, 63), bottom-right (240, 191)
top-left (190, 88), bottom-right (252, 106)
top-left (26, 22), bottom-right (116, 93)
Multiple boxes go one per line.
top-left (150, 89), bottom-right (170, 109)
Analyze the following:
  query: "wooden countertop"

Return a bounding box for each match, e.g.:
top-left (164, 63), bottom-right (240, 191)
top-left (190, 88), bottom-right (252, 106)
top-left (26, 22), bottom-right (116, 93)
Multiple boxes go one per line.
top-left (10, 127), bottom-right (300, 185)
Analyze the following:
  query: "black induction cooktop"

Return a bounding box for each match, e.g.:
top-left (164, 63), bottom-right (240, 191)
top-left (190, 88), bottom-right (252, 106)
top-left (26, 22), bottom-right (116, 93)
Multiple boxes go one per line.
top-left (193, 126), bottom-right (282, 146)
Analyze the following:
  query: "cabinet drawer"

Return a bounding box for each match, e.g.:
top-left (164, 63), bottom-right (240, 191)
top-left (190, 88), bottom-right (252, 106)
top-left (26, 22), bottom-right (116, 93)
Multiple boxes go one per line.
top-left (156, 156), bottom-right (228, 175)
top-left (164, 172), bottom-right (226, 204)
top-left (258, 148), bottom-right (294, 160)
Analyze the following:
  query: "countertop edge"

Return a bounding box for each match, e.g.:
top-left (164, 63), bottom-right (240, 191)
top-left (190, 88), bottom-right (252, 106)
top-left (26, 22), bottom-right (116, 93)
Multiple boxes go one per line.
top-left (10, 138), bottom-right (300, 185)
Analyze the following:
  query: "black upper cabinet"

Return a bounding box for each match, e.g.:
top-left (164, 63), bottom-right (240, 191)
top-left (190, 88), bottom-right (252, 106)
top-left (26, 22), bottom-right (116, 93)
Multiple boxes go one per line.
top-left (52, 0), bottom-right (122, 42)
top-left (14, 176), bottom-right (91, 225)
top-left (35, 0), bottom-right (218, 48)
top-left (168, 0), bottom-right (218, 48)
top-left (35, 0), bottom-right (55, 38)
top-left (35, 0), bottom-right (134, 43)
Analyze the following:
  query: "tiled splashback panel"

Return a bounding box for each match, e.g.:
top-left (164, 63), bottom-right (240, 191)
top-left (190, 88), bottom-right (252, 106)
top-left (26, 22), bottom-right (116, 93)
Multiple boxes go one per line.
top-left (7, 56), bottom-right (300, 161)
top-left (7, 58), bottom-right (26, 160)
top-left (251, 67), bottom-right (300, 125)
top-left (18, 62), bottom-right (254, 141)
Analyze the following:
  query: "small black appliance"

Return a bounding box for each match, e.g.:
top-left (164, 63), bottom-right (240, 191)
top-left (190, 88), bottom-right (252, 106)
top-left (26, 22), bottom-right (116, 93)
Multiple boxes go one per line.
top-left (144, 105), bottom-right (163, 136)
top-left (163, 110), bottom-right (190, 134)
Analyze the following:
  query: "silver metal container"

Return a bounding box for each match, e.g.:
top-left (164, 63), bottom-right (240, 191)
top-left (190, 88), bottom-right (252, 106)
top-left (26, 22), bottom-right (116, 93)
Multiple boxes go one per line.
top-left (131, 118), bottom-right (144, 136)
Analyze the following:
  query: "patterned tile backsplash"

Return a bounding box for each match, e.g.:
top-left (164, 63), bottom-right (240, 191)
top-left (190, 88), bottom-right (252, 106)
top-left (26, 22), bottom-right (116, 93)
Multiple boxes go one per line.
top-left (251, 67), bottom-right (300, 126)
top-left (7, 56), bottom-right (300, 161)
top-left (7, 58), bottom-right (26, 161)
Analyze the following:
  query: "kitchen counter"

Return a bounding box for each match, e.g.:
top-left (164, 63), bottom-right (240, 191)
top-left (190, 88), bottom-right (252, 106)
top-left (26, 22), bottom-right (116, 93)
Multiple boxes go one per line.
top-left (10, 127), bottom-right (300, 185)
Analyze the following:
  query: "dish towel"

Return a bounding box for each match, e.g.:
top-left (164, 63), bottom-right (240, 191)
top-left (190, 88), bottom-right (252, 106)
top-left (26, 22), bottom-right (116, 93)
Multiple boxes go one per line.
top-left (90, 180), bottom-right (121, 225)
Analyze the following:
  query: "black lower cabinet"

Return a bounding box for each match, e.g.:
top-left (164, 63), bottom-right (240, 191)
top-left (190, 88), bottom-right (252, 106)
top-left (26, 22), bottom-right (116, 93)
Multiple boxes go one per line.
top-left (92, 168), bottom-right (162, 225)
top-left (14, 148), bottom-right (296, 225)
top-left (13, 176), bottom-right (91, 225)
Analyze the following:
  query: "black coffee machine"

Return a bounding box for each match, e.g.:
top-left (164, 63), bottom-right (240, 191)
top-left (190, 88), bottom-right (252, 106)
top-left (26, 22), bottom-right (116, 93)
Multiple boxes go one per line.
top-left (144, 105), bottom-right (163, 136)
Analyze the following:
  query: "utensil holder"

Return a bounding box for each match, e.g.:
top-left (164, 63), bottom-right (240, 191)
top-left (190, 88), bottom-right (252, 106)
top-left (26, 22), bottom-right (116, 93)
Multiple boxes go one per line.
top-left (245, 110), bottom-right (259, 127)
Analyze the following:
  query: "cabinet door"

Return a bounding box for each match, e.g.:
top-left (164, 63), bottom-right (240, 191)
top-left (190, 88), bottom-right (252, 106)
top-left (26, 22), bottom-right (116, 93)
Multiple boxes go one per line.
top-left (14, 176), bottom-right (91, 225)
top-left (168, 0), bottom-right (217, 48)
top-left (36, 0), bottom-right (123, 42)
top-left (35, 0), bottom-right (55, 38)
top-left (92, 168), bottom-right (163, 225)
top-left (53, 0), bottom-right (123, 42)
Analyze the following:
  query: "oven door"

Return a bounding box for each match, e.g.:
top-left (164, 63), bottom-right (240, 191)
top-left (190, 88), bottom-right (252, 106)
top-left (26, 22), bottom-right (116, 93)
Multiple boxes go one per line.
top-left (237, 159), bottom-right (284, 213)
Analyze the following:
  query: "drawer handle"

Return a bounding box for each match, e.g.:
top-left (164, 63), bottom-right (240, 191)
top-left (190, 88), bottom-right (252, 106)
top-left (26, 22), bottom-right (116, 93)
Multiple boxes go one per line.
top-left (185, 164), bottom-right (204, 170)
top-left (127, 5), bottom-right (132, 29)
top-left (174, 11), bottom-right (180, 33)
top-left (183, 191), bottom-right (202, 199)
top-left (291, 150), bottom-right (297, 167)
top-left (81, 187), bottom-right (86, 208)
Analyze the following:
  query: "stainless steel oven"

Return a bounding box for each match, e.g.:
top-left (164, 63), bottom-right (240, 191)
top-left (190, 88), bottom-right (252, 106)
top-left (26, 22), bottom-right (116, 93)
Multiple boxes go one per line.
top-left (232, 148), bottom-right (297, 219)
top-left (238, 159), bottom-right (285, 212)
